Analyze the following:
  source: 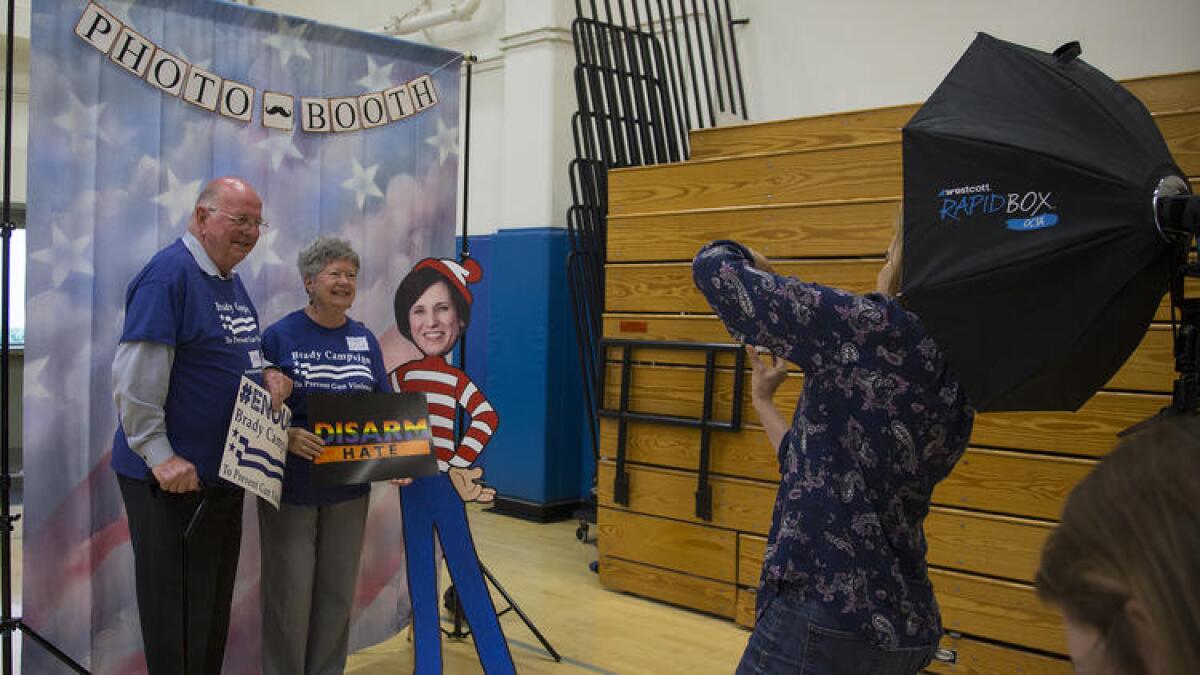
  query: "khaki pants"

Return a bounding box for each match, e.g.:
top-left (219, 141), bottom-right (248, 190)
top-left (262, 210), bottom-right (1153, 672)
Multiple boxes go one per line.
top-left (258, 494), bottom-right (369, 675)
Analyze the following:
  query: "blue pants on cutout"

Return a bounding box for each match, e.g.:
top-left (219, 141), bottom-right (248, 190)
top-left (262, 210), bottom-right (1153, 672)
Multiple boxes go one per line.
top-left (401, 473), bottom-right (515, 675)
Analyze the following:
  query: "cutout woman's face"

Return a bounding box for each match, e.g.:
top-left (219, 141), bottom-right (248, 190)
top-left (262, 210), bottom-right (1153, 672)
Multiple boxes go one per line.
top-left (408, 280), bottom-right (462, 357)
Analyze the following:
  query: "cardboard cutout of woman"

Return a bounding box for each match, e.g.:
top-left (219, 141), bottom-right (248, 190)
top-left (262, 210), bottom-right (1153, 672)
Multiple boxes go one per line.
top-left (388, 257), bottom-right (515, 675)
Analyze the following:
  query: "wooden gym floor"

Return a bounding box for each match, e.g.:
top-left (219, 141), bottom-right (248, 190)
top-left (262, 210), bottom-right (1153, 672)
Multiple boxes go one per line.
top-left (346, 504), bottom-right (749, 674)
top-left (10, 503), bottom-right (750, 674)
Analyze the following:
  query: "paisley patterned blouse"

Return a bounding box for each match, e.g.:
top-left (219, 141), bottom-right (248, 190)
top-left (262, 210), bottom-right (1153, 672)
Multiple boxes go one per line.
top-left (692, 240), bottom-right (974, 650)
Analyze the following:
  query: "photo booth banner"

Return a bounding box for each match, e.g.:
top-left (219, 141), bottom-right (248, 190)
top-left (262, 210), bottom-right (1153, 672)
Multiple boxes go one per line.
top-left (24, 1), bottom-right (461, 671)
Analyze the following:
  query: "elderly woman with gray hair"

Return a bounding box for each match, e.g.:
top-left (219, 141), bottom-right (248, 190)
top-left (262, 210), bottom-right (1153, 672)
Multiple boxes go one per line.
top-left (258, 236), bottom-right (391, 675)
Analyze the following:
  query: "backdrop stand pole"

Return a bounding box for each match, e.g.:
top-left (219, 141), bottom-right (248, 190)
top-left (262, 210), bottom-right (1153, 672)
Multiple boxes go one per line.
top-left (440, 51), bottom-right (561, 664)
top-left (459, 52), bottom-right (476, 262)
top-left (0, 0), bottom-right (90, 671)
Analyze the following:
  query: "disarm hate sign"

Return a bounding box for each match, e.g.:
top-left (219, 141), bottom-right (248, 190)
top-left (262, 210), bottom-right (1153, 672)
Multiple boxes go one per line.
top-left (308, 392), bottom-right (438, 486)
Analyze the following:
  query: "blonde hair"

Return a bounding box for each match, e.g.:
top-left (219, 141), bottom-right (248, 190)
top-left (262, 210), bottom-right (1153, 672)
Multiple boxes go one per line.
top-left (882, 224), bottom-right (904, 297)
top-left (1035, 416), bottom-right (1200, 675)
top-left (878, 205), bottom-right (904, 298)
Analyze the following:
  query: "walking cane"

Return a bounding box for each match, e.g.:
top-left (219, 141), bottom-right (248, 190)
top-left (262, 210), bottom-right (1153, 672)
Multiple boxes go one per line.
top-left (180, 495), bottom-right (208, 675)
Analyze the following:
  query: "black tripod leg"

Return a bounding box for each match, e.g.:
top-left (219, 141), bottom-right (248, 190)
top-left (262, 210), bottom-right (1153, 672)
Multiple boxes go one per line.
top-left (441, 585), bottom-right (471, 640)
top-left (479, 563), bottom-right (560, 662)
top-left (15, 624), bottom-right (89, 674)
top-left (0, 503), bottom-right (90, 674)
top-left (452, 587), bottom-right (467, 638)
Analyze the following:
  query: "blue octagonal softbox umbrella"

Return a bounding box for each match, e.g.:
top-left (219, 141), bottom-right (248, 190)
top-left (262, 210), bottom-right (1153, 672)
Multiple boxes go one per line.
top-left (901, 33), bottom-right (1192, 412)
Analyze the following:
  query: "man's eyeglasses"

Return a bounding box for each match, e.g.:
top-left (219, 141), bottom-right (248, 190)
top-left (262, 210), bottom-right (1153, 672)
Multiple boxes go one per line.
top-left (206, 207), bottom-right (269, 230)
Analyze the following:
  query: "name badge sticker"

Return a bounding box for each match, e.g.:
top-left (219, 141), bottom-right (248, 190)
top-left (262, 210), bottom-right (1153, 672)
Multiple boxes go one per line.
top-left (249, 349), bottom-right (264, 369)
top-left (347, 336), bottom-right (369, 352)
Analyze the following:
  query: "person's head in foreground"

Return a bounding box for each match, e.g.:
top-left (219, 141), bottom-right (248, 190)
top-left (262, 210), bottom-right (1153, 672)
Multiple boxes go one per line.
top-left (1035, 415), bottom-right (1200, 675)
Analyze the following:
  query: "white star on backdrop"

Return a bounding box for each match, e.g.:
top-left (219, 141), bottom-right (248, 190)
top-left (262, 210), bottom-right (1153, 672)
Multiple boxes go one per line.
top-left (264, 16), bottom-right (312, 67)
top-left (256, 133), bottom-right (304, 171)
top-left (357, 56), bottom-right (396, 92)
top-left (425, 117), bottom-right (458, 165)
top-left (175, 118), bottom-right (215, 158)
top-left (30, 223), bottom-right (93, 288)
top-left (341, 158), bottom-right (384, 210)
top-left (243, 225), bottom-right (284, 278)
top-left (20, 355), bottom-right (52, 401)
top-left (53, 91), bottom-right (110, 149)
top-left (153, 168), bottom-right (202, 226)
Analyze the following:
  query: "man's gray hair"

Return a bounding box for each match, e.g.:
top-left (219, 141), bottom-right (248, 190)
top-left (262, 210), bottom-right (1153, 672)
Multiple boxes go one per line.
top-left (298, 236), bottom-right (360, 280)
top-left (195, 183), bottom-right (220, 210)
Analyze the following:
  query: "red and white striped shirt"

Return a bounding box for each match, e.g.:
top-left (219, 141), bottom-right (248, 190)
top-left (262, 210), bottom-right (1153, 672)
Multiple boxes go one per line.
top-left (389, 355), bottom-right (498, 472)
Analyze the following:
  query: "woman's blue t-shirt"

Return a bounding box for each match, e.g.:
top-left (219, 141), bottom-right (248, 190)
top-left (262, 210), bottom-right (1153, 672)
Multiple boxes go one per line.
top-left (261, 308), bottom-right (389, 505)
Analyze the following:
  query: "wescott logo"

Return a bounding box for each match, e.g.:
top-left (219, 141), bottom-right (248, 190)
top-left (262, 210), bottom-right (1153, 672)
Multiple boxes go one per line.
top-left (938, 183), bottom-right (991, 196)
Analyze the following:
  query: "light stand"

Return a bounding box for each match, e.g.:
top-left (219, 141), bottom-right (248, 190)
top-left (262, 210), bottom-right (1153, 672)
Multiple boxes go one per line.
top-left (439, 52), bottom-right (560, 664)
top-left (1156, 189), bottom-right (1200, 415)
top-left (0, 0), bottom-right (90, 671)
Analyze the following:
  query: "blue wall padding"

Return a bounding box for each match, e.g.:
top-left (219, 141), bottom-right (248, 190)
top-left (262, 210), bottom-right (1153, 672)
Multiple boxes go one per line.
top-left (463, 228), bottom-right (590, 505)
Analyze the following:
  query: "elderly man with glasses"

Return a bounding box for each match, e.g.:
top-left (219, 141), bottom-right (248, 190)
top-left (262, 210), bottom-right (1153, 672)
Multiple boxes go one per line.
top-left (110, 175), bottom-right (291, 674)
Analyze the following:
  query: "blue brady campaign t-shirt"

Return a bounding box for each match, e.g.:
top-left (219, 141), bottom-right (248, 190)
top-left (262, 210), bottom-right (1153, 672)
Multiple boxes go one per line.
top-left (111, 238), bottom-right (265, 484)
top-left (262, 309), bottom-right (389, 505)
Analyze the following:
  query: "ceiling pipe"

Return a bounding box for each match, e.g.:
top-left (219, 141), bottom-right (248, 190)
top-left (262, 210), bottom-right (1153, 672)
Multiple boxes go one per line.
top-left (381, 0), bottom-right (483, 35)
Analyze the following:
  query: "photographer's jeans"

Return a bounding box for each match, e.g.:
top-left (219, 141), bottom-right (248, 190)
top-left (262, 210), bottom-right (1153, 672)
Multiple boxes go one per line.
top-left (735, 590), bottom-right (936, 675)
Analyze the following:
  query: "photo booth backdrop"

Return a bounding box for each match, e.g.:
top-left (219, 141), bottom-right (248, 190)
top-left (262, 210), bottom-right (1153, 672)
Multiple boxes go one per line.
top-left (24, 1), bottom-right (460, 671)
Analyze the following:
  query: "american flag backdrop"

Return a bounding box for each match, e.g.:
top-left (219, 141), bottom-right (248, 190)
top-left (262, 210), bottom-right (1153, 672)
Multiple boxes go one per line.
top-left (24, 1), bottom-right (461, 671)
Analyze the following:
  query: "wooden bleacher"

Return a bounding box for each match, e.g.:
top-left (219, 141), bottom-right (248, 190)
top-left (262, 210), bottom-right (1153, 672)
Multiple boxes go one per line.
top-left (597, 70), bottom-right (1199, 673)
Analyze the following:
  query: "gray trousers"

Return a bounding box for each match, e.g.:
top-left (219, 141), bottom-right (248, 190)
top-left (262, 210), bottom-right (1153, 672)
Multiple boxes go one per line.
top-left (258, 494), bottom-right (369, 675)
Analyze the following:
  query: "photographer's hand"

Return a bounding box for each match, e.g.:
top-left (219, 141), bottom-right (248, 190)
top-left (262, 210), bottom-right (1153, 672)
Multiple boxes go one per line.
top-left (747, 345), bottom-right (790, 453)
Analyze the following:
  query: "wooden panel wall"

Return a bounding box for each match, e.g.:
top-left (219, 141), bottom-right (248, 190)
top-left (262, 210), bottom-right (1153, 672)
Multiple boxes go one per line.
top-left (598, 70), bottom-right (1199, 673)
